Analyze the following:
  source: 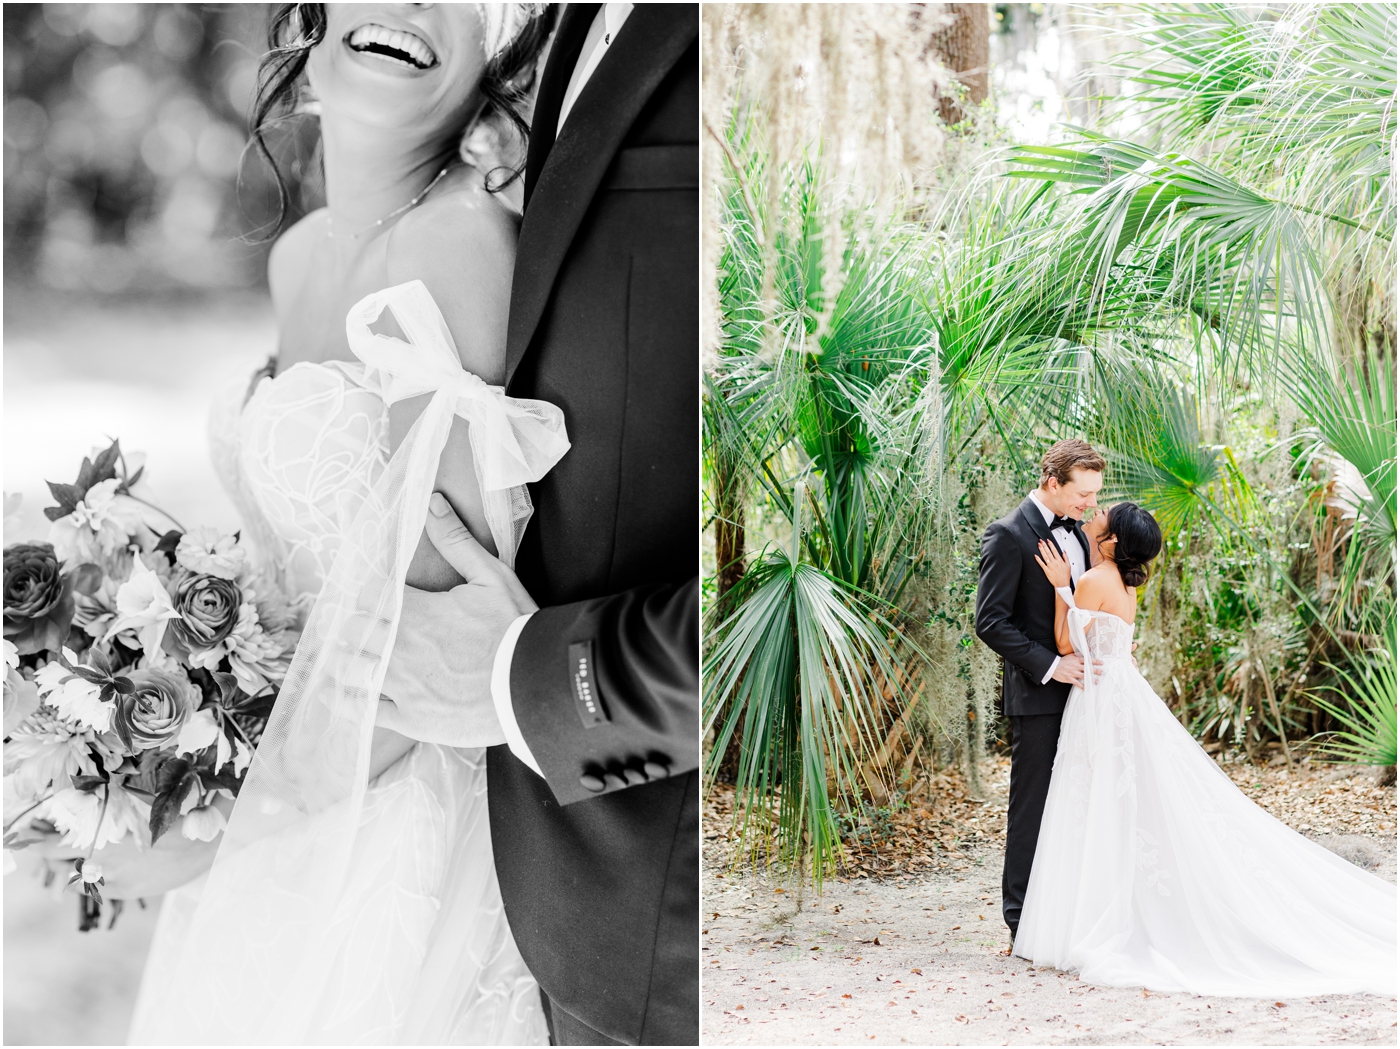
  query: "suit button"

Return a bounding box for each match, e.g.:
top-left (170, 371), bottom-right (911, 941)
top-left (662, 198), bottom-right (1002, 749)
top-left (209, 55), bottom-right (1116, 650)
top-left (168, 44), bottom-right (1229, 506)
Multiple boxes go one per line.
top-left (602, 772), bottom-right (626, 791)
top-left (579, 774), bottom-right (605, 793)
top-left (623, 766), bottom-right (647, 786)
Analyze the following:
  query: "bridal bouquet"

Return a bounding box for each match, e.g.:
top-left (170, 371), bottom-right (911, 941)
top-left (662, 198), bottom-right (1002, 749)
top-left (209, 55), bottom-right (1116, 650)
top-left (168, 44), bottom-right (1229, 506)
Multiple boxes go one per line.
top-left (3, 441), bottom-right (298, 920)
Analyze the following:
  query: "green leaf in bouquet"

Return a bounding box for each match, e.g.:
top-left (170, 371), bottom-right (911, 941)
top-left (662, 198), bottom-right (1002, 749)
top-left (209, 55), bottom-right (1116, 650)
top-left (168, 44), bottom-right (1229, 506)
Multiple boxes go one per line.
top-left (202, 766), bottom-right (244, 794)
top-left (69, 773), bottom-right (107, 792)
top-left (148, 756), bottom-right (201, 845)
top-left (211, 671), bottom-right (241, 705)
top-left (76, 440), bottom-right (122, 494)
top-left (43, 482), bottom-right (85, 521)
top-left (154, 530), bottom-right (183, 566)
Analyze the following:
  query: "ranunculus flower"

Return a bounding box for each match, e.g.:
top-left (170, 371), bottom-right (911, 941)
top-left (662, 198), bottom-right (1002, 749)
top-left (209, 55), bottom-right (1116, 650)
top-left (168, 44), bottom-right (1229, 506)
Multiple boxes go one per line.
top-left (3, 542), bottom-right (76, 655)
top-left (168, 574), bottom-right (241, 652)
top-left (186, 598), bottom-right (291, 695)
top-left (103, 557), bottom-right (180, 662)
top-left (111, 668), bottom-right (199, 752)
top-left (3, 639), bottom-right (40, 736)
top-left (175, 527), bottom-right (246, 581)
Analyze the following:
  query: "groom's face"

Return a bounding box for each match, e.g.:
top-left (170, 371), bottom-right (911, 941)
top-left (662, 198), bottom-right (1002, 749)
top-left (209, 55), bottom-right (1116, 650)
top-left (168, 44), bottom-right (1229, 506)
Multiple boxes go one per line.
top-left (309, 5), bottom-right (488, 137)
top-left (1045, 468), bottom-right (1102, 520)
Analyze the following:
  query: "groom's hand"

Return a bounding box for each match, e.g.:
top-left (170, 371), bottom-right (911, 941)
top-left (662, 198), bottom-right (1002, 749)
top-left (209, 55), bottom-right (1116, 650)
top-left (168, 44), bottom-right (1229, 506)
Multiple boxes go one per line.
top-left (378, 493), bottom-right (538, 746)
top-left (1052, 654), bottom-right (1087, 687)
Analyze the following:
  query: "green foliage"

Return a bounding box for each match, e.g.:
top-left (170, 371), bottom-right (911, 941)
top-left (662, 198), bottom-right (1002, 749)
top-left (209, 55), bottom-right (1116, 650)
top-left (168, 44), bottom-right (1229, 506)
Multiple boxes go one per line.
top-left (1310, 649), bottom-right (1399, 768)
top-left (706, 4), bottom-right (1397, 881)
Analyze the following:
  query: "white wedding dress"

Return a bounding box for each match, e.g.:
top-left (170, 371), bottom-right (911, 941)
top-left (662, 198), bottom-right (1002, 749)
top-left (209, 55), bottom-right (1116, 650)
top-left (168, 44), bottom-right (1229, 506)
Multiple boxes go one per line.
top-left (128, 282), bottom-right (569, 1044)
top-left (1015, 601), bottom-right (1397, 996)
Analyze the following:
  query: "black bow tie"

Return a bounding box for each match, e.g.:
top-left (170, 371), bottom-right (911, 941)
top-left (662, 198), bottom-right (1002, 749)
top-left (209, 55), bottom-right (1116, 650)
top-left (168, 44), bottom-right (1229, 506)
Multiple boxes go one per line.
top-left (1049, 515), bottom-right (1076, 531)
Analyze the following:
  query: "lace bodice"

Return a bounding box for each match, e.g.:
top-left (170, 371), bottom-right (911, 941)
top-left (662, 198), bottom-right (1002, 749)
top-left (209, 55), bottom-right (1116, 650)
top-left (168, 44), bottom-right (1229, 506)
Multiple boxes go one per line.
top-left (1073, 609), bottom-right (1136, 663)
top-left (210, 360), bottom-right (388, 603)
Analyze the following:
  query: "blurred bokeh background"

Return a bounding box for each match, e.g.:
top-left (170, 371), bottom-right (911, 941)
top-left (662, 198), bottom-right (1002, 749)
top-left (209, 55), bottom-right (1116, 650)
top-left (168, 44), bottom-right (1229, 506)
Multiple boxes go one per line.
top-left (3, 5), bottom-right (312, 1043)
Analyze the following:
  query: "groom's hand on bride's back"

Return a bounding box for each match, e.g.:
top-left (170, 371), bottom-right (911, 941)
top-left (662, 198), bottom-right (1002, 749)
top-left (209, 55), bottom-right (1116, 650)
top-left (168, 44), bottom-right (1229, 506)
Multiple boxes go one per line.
top-left (378, 493), bottom-right (537, 747)
top-left (1051, 653), bottom-right (1087, 687)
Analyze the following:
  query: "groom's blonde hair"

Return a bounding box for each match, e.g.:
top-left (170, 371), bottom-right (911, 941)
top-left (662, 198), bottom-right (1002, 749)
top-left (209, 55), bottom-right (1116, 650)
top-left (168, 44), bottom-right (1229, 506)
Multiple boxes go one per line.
top-left (1040, 439), bottom-right (1106, 487)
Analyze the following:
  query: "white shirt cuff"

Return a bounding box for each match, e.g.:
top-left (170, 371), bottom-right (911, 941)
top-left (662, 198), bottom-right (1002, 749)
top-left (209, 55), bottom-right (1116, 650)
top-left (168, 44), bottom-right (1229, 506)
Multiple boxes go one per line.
top-left (491, 612), bottom-right (544, 778)
top-left (1042, 655), bottom-right (1060, 685)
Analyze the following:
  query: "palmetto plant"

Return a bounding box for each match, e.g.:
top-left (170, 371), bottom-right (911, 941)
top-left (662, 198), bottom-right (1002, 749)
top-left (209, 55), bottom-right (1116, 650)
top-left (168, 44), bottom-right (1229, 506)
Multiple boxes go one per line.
top-left (703, 149), bottom-right (938, 879)
top-left (1309, 649), bottom-right (1399, 776)
top-left (704, 3), bottom-right (1396, 882)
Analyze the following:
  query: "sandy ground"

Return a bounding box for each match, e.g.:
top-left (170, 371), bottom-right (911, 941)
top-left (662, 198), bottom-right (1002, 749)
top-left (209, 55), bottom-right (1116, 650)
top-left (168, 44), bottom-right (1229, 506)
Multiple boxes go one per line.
top-left (703, 761), bottom-right (1398, 1046)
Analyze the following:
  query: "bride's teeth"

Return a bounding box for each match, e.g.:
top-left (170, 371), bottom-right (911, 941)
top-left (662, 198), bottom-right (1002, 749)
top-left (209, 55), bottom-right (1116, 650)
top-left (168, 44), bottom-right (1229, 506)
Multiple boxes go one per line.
top-left (348, 24), bottom-right (438, 68)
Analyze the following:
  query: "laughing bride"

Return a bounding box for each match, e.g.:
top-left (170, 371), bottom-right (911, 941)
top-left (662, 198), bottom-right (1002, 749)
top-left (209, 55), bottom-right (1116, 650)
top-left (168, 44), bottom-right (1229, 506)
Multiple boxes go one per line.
top-left (125, 4), bottom-right (564, 1043)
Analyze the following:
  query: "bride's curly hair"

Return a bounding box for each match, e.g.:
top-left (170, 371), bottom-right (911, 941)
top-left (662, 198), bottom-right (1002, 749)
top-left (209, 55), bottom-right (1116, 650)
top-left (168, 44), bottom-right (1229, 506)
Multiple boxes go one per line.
top-left (1105, 502), bottom-right (1162, 588)
top-left (245, 3), bottom-right (556, 238)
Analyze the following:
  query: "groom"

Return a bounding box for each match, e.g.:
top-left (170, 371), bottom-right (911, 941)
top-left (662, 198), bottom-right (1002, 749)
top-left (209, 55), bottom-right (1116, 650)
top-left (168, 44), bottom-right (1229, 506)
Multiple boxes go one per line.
top-left (383, 6), bottom-right (698, 1045)
top-left (974, 438), bottom-right (1105, 946)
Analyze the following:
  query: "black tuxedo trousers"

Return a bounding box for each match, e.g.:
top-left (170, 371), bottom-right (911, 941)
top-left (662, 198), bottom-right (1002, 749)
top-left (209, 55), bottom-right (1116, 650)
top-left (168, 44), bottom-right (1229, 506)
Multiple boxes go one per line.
top-left (975, 498), bottom-right (1089, 934)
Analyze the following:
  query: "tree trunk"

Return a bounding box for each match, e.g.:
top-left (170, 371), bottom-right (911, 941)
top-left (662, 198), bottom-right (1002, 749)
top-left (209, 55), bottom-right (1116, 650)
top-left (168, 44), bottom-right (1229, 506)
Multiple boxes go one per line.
top-left (715, 466), bottom-right (747, 601)
top-left (926, 3), bottom-right (990, 126)
top-left (712, 459), bottom-right (746, 783)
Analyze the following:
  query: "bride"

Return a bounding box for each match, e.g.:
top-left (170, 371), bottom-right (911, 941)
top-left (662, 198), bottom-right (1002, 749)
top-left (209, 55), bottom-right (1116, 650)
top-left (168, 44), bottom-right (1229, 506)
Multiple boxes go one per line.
top-left (125, 4), bottom-right (564, 1043)
top-left (1017, 501), bottom-right (1397, 996)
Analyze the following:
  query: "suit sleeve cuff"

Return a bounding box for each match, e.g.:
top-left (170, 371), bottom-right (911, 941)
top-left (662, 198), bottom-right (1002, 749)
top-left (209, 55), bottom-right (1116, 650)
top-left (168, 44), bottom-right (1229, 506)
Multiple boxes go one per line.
top-left (492, 612), bottom-right (544, 778)
top-left (1041, 655), bottom-right (1060, 685)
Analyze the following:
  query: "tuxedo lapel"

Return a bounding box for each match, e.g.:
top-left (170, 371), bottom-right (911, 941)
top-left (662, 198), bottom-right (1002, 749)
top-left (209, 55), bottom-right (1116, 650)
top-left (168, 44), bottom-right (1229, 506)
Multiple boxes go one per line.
top-left (1018, 497), bottom-right (1053, 543)
top-left (522, 3), bottom-right (598, 209)
top-left (506, 5), bottom-right (697, 386)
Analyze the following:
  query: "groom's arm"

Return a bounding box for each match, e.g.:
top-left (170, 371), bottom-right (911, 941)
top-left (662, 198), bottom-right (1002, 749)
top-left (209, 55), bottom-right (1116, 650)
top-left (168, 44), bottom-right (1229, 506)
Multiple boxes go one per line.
top-left (496, 578), bottom-right (698, 806)
top-left (974, 521), bottom-right (1059, 683)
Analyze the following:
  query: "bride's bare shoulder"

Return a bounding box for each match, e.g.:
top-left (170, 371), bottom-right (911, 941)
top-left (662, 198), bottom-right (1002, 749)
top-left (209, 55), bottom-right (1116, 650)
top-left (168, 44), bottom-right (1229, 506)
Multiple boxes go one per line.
top-left (385, 172), bottom-right (518, 382)
top-left (1074, 567), bottom-right (1117, 610)
top-left (267, 208), bottom-right (331, 318)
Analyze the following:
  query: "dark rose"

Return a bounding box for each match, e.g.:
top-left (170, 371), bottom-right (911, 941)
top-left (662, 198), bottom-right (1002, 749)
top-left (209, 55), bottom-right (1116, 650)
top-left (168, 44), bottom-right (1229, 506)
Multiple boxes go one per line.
top-left (4, 543), bottom-right (76, 655)
top-left (113, 668), bottom-right (199, 752)
top-left (168, 574), bottom-right (242, 651)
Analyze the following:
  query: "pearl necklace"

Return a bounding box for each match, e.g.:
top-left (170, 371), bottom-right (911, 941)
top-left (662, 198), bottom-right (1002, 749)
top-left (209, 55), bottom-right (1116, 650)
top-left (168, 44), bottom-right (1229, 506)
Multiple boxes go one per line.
top-left (326, 165), bottom-right (451, 240)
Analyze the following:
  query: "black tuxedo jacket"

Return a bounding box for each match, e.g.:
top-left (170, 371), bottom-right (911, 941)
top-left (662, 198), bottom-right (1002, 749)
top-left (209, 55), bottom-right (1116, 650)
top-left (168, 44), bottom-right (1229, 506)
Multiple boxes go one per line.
top-left (486, 6), bottom-right (698, 1044)
top-left (974, 497), bottom-right (1090, 717)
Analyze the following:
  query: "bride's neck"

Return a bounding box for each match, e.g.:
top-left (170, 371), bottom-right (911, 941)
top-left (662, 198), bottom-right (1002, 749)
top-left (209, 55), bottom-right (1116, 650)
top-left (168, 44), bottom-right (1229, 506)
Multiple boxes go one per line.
top-left (319, 115), bottom-right (458, 234)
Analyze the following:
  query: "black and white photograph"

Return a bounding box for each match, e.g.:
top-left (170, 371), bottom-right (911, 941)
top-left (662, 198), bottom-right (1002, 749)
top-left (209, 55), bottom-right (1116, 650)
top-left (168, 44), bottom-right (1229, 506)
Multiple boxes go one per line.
top-left (3, 3), bottom-right (699, 1045)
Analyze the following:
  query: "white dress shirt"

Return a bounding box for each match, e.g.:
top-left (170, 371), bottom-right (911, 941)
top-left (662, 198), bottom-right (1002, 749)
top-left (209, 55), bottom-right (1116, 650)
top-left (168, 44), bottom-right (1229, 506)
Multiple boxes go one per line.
top-left (1027, 489), bottom-right (1086, 685)
top-left (557, 4), bottom-right (635, 133)
top-left (488, 3), bottom-right (637, 779)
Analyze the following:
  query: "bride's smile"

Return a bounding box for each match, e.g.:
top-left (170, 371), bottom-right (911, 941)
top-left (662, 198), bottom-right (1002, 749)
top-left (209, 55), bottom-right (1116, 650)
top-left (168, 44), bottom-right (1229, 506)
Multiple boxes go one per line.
top-left (345, 22), bottom-right (441, 72)
top-left (309, 5), bottom-right (489, 133)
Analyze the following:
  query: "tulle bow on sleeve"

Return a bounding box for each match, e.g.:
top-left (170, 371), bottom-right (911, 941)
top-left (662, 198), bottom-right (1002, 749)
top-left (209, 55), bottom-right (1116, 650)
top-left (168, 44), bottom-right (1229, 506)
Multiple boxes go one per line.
top-left (346, 279), bottom-right (570, 567)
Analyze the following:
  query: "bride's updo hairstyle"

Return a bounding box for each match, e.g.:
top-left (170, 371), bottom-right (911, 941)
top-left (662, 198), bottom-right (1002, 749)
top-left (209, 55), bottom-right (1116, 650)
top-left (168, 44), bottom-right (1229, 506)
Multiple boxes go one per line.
top-left (246, 3), bottom-right (555, 236)
top-left (1105, 502), bottom-right (1162, 588)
